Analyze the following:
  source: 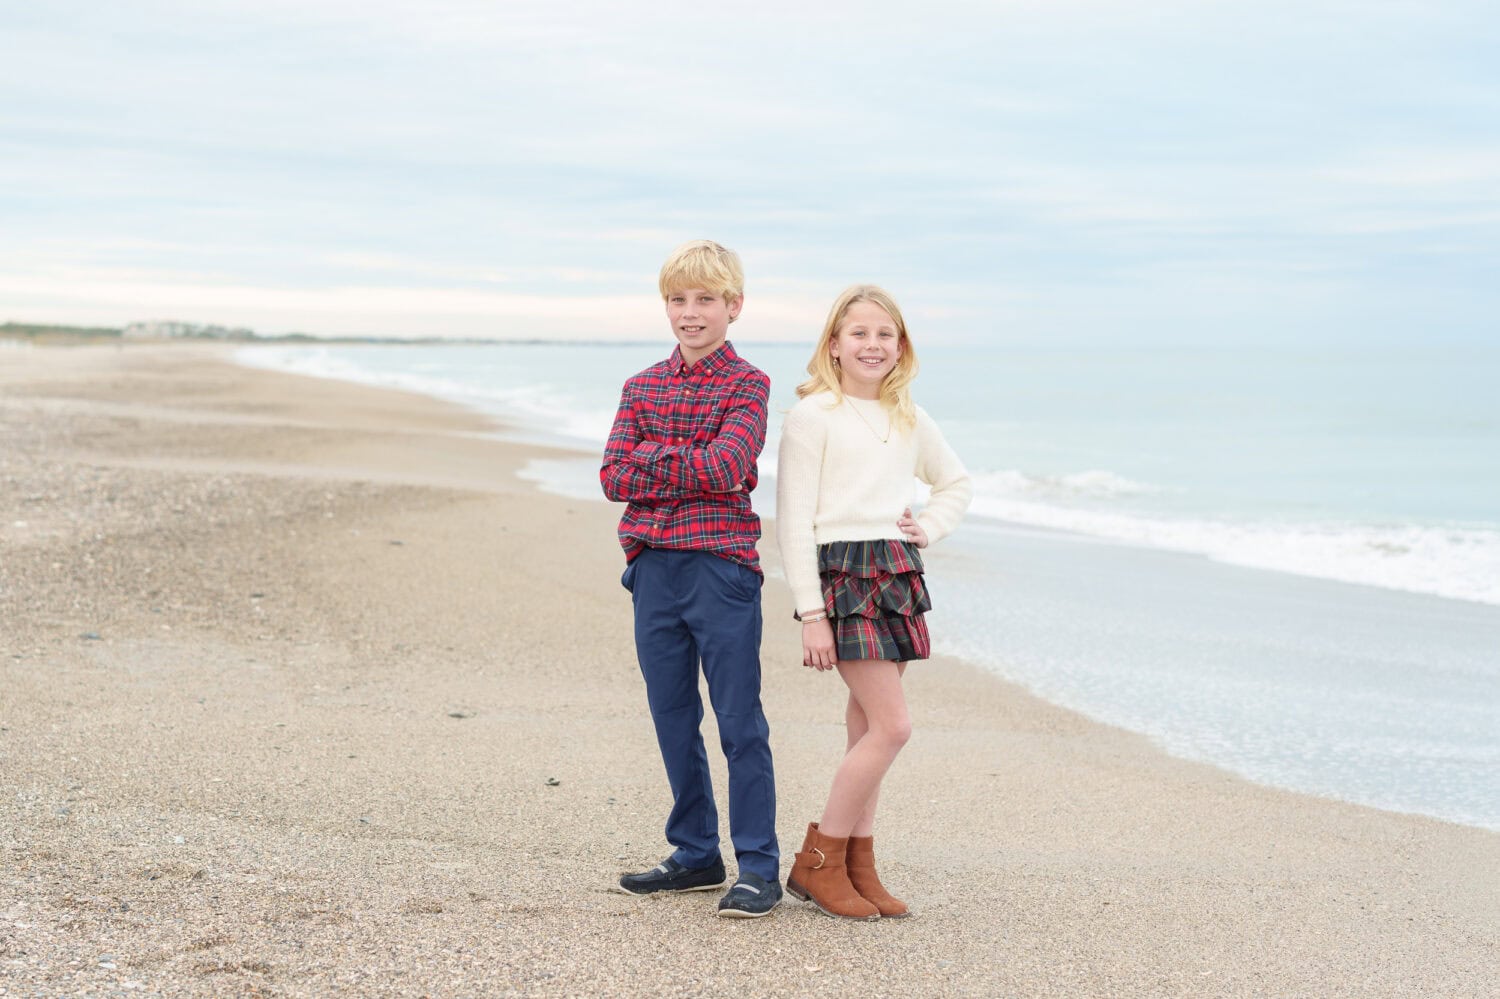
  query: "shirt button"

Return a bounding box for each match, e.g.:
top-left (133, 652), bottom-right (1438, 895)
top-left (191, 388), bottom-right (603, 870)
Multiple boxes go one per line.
top-left (676, 436), bottom-right (684, 443)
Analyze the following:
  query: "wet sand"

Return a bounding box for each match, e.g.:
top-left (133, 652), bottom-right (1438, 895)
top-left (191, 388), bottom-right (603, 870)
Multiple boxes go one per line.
top-left (3, 343), bottom-right (1496, 996)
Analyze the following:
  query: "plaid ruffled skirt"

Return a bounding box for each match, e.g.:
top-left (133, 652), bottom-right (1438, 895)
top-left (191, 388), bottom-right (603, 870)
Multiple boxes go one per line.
top-left (803, 539), bottom-right (932, 662)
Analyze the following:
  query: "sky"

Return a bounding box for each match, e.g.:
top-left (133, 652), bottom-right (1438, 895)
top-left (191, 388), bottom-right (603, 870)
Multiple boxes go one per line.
top-left (2, 0), bottom-right (1497, 346)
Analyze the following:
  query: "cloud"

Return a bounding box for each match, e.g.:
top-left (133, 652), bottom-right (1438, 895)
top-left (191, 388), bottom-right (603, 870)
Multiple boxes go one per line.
top-left (1321, 149), bottom-right (1500, 188)
top-left (2, 0), bottom-right (1497, 345)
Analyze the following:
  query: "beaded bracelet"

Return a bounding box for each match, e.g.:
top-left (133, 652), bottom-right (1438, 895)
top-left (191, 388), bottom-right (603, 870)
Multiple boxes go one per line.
top-left (799, 611), bottom-right (828, 624)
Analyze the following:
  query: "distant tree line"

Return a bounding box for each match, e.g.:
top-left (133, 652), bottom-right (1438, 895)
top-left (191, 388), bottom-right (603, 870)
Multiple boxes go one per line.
top-left (1, 321), bottom-right (122, 340)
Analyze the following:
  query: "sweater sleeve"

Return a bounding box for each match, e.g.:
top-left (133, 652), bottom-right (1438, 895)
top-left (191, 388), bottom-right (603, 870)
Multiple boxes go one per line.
top-left (775, 400), bottom-right (828, 615)
top-left (913, 407), bottom-right (972, 545)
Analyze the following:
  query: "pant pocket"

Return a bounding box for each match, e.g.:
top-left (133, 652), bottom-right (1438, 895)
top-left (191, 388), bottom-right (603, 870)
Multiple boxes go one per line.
top-left (714, 557), bottom-right (761, 603)
top-left (621, 561), bottom-right (639, 593)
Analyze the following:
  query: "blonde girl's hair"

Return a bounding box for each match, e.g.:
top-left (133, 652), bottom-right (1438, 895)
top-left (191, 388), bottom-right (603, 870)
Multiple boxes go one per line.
top-left (658, 240), bottom-right (745, 305)
top-left (796, 284), bottom-right (919, 431)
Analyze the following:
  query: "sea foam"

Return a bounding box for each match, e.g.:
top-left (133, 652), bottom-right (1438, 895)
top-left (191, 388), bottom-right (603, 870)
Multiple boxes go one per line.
top-left (965, 471), bottom-right (1500, 607)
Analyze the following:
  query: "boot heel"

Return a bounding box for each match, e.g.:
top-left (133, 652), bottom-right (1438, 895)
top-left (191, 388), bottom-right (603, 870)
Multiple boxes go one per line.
top-left (785, 878), bottom-right (809, 901)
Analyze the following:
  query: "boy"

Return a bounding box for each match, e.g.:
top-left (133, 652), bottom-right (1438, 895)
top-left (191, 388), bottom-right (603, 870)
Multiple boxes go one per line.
top-left (600, 240), bottom-right (780, 918)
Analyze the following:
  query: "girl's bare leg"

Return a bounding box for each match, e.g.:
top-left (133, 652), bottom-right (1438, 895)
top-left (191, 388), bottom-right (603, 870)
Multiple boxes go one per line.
top-left (841, 662), bottom-right (907, 836)
top-left (818, 659), bottom-right (910, 837)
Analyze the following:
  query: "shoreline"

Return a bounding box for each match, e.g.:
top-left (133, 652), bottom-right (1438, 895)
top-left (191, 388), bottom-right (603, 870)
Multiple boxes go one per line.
top-left (4, 343), bottom-right (1496, 996)
top-left (236, 341), bottom-right (1500, 833)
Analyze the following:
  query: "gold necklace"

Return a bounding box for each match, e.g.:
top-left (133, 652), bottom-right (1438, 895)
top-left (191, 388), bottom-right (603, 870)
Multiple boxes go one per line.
top-left (846, 398), bottom-right (891, 444)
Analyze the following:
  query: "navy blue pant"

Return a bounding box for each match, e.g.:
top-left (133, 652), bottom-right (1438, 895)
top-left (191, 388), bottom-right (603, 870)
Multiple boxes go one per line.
top-left (623, 548), bottom-right (779, 881)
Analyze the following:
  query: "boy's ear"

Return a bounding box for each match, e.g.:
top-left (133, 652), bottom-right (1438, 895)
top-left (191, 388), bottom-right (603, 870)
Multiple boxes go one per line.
top-left (727, 294), bottom-right (744, 324)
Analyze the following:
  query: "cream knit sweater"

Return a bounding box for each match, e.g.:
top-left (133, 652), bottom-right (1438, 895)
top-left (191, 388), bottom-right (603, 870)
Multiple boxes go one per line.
top-left (775, 391), bottom-right (973, 614)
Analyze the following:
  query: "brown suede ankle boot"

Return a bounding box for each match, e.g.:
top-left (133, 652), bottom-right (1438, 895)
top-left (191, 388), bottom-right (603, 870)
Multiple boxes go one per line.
top-left (785, 822), bottom-right (880, 920)
top-left (847, 834), bottom-right (910, 917)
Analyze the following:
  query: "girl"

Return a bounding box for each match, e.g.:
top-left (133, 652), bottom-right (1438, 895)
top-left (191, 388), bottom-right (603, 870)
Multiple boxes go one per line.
top-left (776, 284), bottom-right (972, 920)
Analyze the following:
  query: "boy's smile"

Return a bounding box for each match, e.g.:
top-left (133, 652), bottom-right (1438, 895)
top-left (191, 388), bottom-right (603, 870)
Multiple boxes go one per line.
top-left (666, 287), bottom-right (742, 366)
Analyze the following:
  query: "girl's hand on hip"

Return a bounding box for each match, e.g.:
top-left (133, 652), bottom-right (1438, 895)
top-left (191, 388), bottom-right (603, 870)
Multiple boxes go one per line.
top-left (802, 618), bottom-right (838, 671)
top-left (898, 507), bottom-right (929, 548)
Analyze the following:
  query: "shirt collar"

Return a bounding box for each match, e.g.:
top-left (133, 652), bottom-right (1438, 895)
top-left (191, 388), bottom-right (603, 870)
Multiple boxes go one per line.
top-left (669, 340), bottom-right (738, 376)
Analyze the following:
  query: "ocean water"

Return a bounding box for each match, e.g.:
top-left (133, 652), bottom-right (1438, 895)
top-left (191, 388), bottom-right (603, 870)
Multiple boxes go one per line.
top-left (237, 341), bottom-right (1500, 830)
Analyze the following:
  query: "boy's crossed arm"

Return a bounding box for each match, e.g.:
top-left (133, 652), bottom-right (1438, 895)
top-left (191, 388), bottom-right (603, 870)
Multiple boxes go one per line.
top-left (600, 375), bottom-right (768, 502)
top-left (625, 375), bottom-right (767, 495)
top-left (601, 389), bottom-right (689, 504)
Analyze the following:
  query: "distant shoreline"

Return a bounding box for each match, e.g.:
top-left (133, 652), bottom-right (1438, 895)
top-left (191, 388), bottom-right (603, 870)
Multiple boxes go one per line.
top-left (0, 321), bottom-right (677, 348)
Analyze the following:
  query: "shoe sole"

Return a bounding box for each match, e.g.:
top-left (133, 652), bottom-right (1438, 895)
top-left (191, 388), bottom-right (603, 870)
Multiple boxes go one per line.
top-left (717, 903), bottom-right (778, 919)
top-left (785, 878), bottom-right (880, 920)
top-left (611, 879), bottom-right (727, 896)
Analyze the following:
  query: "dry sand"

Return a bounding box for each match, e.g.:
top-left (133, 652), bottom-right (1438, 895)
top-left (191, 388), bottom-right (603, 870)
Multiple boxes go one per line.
top-left (2, 343), bottom-right (1496, 997)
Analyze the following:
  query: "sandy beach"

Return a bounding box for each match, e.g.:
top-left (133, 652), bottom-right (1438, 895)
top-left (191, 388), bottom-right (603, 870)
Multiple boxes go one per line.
top-left (3, 342), bottom-right (1497, 997)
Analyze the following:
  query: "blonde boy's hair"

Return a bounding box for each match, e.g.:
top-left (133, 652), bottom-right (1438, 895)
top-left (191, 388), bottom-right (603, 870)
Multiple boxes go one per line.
top-left (658, 240), bottom-right (745, 304)
top-left (796, 284), bottom-right (919, 432)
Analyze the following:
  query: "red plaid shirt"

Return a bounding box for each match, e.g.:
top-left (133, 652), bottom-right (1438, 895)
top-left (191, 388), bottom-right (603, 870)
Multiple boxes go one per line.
top-left (601, 341), bottom-right (769, 572)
